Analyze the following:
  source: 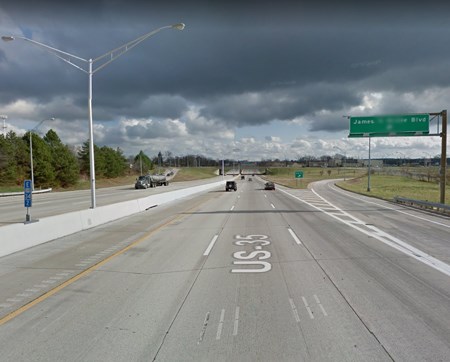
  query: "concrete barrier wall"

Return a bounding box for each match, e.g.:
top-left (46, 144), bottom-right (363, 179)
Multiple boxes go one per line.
top-left (0, 179), bottom-right (225, 258)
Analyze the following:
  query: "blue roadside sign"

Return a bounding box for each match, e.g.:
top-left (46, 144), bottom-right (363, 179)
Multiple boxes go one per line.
top-left (24, 179), bottom-right (32, 208)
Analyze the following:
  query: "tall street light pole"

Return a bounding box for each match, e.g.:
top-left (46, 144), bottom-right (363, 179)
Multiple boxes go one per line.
top-left (333, 145), bottom-right (347, 180)
top-left (0, 115), bottom-right (7, 136)
top-left (29, 118), bottom-right (55, 191)
top-left (2, 23), bottom-right (185, 208)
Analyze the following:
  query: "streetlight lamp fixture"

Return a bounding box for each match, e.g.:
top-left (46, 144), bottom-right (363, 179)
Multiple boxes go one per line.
top-left (2, 23), bottom-right (185, 208)
top-left (29, 118), bottom-right (55, 191)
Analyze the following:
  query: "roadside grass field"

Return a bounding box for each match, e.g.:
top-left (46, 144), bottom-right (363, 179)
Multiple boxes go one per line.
top-left (337, 174), bottom-right (450, 204)
top-left (263, 167), bottom-right (366, 189)
top-left (56, 175), bottom-right (139, 191)
top-left (171, 167), bottom-right (219, 182)
top-left (0, 185), bottom-right (23, 193)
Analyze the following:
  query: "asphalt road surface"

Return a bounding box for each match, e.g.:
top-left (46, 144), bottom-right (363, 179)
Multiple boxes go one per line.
top-left (0, 177), bottom-right (449, 361)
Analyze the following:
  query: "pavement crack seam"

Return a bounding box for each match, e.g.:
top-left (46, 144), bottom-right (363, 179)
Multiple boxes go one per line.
top-left (197, 312), bottom-right (210, 344)
top-left (150, 192), bottom-right (234, 360)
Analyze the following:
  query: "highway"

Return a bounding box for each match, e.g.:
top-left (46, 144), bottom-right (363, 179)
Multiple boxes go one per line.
top-left (0, 176), bottom-right (227, 225)
top-left (0, 177), bottom-right (449, 361)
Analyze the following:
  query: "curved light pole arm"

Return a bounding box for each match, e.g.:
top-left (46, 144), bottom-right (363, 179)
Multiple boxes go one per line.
top-left (32, 119), bottom-right (47, 132)
top-left (92, 23), bottom-right (185, 74)
top-left (2, 36), bottom-right (88, 73)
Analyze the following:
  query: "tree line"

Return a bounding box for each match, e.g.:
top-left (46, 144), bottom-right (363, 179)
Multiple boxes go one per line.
top-left (0, 130), bottom-right (128, 188)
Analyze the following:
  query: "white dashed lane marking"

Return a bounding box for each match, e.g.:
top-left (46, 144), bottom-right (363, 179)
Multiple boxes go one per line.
top-left (203, 234), bottom-right (219, 256)
top-left (216, 309), bottom-right (225, 340)
top-left (287, 228), bottom-right (302, 245)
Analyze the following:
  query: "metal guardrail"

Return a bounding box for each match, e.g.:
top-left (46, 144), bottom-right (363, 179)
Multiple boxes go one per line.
top-left (0, 188), bottom-right (52, 197)
top-left (394, 196), bottom-right (450, 215)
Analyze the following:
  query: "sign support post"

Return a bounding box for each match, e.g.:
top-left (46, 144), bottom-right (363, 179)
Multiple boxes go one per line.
top-left (295, 170), bottom-right (304, 188)
top-left (24, 180), bottom-right (32, 223)
top-left (440, 110), bottom-right (447, 204)
top-left (367, 137), bottom-right (371, 192)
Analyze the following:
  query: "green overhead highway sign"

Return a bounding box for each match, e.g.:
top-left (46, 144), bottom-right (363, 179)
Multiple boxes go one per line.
top-left (295, 171), bottom-right (304, 178)
top-left (349, 114), bottom-right (429, 138)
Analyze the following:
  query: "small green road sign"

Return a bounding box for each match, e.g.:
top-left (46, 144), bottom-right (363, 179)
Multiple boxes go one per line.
top-left (349, 114), bottom-right (429, 138)
top-left (295, 171), bottom-right (304, 178)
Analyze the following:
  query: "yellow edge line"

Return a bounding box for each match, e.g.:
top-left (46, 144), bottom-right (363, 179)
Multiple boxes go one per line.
top-left (0, 197), bottom-right (207, 326)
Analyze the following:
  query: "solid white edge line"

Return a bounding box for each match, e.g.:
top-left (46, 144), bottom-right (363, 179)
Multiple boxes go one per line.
top-left (203, 234), bottom-right (219, 256)
top-left (288, 228), bottom-right (302, 245)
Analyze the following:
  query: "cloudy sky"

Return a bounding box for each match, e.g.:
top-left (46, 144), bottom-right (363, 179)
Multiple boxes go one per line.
top-left (0, 0), bottom-right (448, 161)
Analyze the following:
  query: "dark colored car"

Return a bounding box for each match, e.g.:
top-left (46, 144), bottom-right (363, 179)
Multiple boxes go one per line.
top-left (264, 182), bottom-right (275, 190)
top-left (248, 177), bottom-right (252, 181)
top-left (226, 181), bottom-right (237, 191)
top-left (135, 175), bottom-right (151, 189)
top-left (241, 175), bottom-right (245, 180)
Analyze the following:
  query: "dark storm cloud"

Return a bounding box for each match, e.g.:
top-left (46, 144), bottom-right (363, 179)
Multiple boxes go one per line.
top-left (200, 83), bottom-right (360, 127)
top-left (2, 0), bottom-right (450, 133)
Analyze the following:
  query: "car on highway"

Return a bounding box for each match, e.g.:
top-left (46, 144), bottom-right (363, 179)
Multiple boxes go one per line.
top-left (248, 177), bottom-right (252, 181)
top-left (241, 175), bottom-right (245, 180)
top-left (226, 181), bottom-right (237, 191)
top-left (264, 181), bottom-right (275, 190)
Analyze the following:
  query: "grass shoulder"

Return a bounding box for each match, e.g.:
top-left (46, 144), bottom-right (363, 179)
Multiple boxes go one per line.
top-left (336, 174), bottom-right (449, 204)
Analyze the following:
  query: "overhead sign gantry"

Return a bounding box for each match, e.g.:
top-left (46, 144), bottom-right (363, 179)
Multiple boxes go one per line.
top-left (349, 114), bottom-right (429, 138)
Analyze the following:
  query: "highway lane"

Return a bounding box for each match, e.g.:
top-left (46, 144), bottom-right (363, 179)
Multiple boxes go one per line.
top-left (0, 176), bottom-right (228, 225)
top-left (0, 177), bottom-right (449, 361)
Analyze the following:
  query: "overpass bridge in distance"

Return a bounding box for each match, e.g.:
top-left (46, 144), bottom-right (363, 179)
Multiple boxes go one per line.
top-left (223, 169), bottom-right (265, 175)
